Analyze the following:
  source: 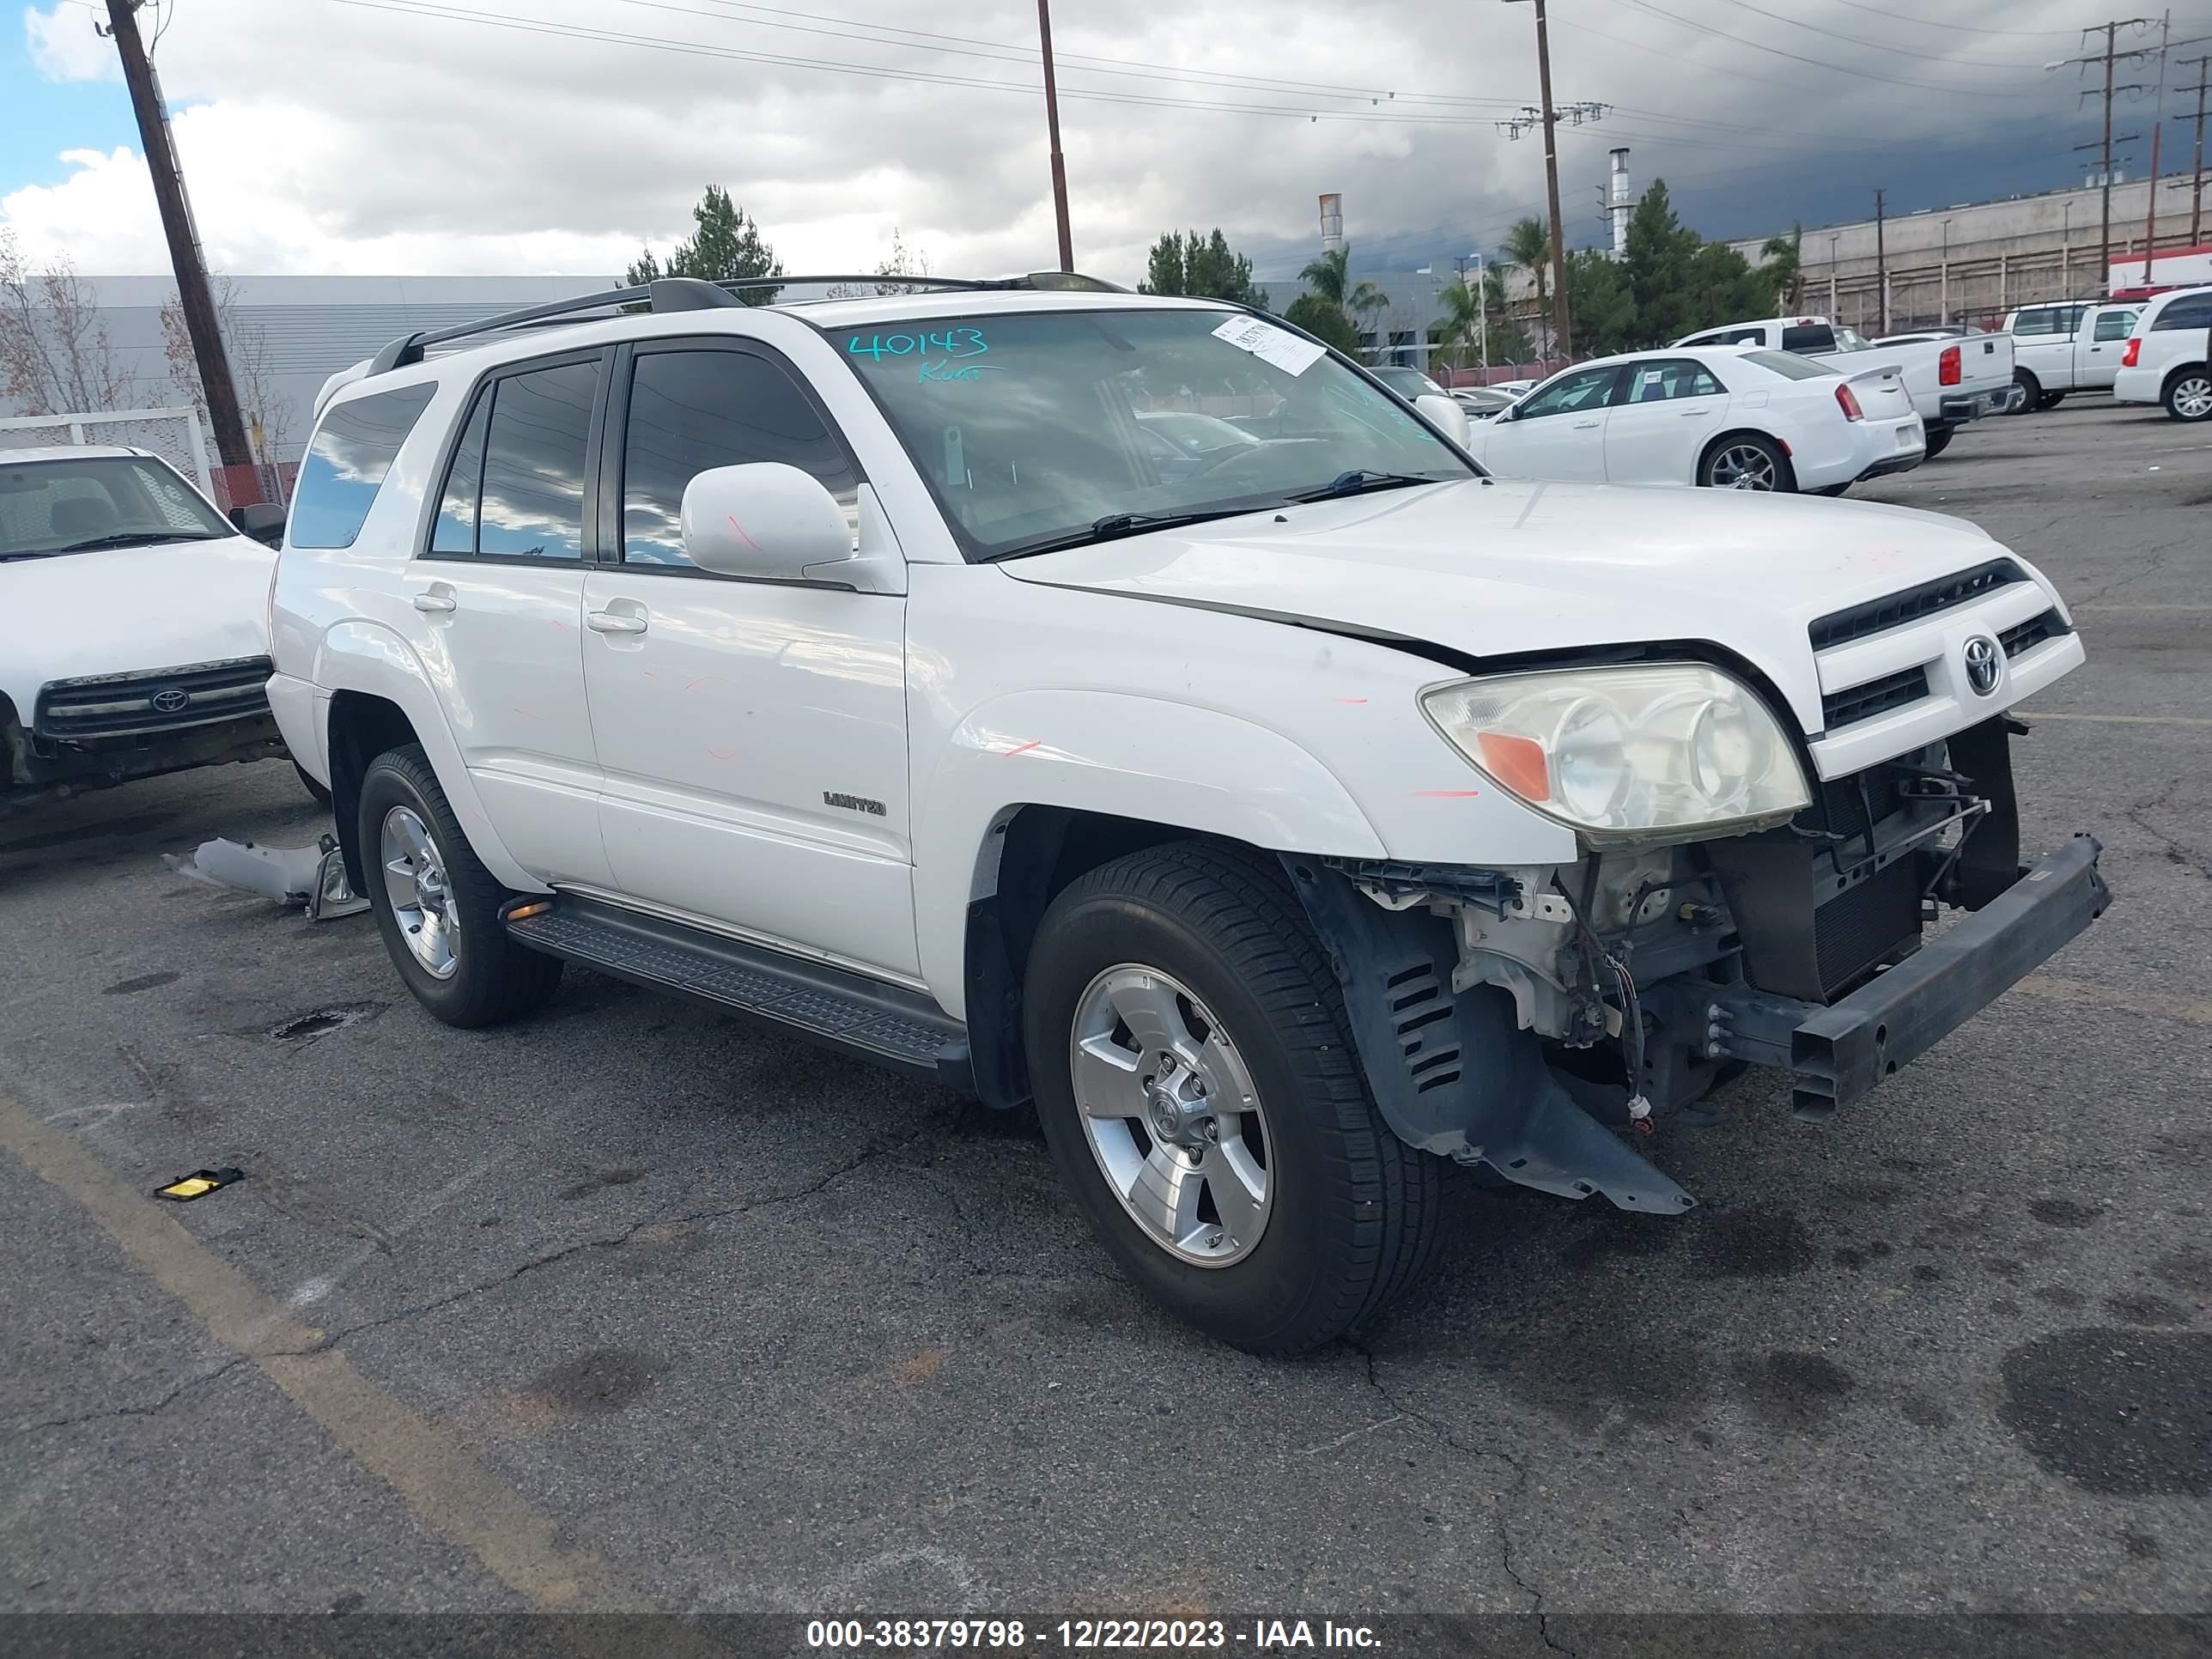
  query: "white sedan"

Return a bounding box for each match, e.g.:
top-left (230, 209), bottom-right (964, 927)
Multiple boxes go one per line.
top-left (1464, 346), bottom-right (1924, 494)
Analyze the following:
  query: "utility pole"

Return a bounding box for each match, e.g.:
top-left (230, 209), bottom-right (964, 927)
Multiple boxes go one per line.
top-left (101, 0), bottom-right (252, 485)
top-left (1501, 0), bottom-right (1588, 360)
top-left (2179, 55), bottom-right (2209, 243)
top-left (2058, 19), bottom-right (2154, 298)
top-left (1874, 189), bottom-right (1889, 333)
top-left (2142, 12), bottom-right (2172, 284)
top-left (1036, 0), bottom-right (1073, 272)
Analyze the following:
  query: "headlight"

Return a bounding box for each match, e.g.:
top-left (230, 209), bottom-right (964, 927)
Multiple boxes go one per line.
top-left (1421, 664), bottom-right (1810, 842)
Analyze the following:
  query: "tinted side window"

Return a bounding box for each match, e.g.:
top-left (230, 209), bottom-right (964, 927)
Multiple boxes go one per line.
top-left (2153, 294), bottom-right (2212, 331)
top-left (2093, 310), bottom-right (2137, 342)
top-left (290, 385), bottom-right (436, 550)
top-left (1622, 360), bottom-right (1723, 403)
top-left (473, 360), bottom-right (599, 561)
top-left (1516, 367), bottom-right (1617, 419)
top-left (430, 389), bottom-right (491, 554)
top-left (2012, 310), bottom-right (2055, 337)
top-left (1780, 325), bottom-right (1837, 354)
top-left (621, 349), bottom-right (859, 568)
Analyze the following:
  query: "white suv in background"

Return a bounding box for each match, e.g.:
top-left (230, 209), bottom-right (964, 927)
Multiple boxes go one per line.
top-left (2112, 286), bottom-right (2212, 421)
top-left (267, 273), bottom-right (2106, 1353)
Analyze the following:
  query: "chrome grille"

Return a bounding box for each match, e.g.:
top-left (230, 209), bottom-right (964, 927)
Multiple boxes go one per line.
top-left (34, 657), bottom-right (272, 740)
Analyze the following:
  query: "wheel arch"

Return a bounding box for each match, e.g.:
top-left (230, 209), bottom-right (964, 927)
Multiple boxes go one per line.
top-left (2161, 359), bottom-right (2212, 410)
top-left (318, 620), bottom-right (537, 894)
top-left (1697, 427), bottom-right (1794, 487)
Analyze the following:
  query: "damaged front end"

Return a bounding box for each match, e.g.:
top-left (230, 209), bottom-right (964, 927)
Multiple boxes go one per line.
top-left (1285, 714), bottom-right (2108, 1212)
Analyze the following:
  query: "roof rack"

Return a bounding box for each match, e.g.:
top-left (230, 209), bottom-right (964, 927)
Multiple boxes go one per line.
top-left (363, 270), bottom-right (1129, 375)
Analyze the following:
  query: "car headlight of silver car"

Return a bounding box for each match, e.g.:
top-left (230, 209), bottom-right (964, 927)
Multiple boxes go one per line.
top-left (1421, 664), bottom-right (1811, 843)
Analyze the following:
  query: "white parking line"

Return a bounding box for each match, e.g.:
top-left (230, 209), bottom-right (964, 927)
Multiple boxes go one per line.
top-left (2017, 710), bottom-right (2212, 726)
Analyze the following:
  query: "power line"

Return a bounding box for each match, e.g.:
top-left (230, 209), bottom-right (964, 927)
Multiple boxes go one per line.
top-left (329, 0), bottom-right (1522, 126)
top-left (1704, 0), bottom-right (2053, 70)
top-left (1826, 0), bottom-right (2179, 39)
top-left (1601, 0), bottom-right (2058, 97)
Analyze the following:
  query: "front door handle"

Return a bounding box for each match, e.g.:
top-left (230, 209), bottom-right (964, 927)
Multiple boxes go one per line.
top-left (586, 609), bottom-right (648, 635)
top-left (1571, 420), bottom-right (1601, 429)
top-left (411, 591), bottom-right (456, 614)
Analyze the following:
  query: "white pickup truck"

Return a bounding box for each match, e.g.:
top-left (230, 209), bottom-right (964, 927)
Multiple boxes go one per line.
top-left (270, 274), bottom-right (2108, 1354)
top-left (2001, 301), bottom-right (2142, 410)
top-left (1674, 315), bottom-right (2016, 458)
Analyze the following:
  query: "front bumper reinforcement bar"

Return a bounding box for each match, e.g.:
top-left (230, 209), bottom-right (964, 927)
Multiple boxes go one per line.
top-left (1708, 835), bottom-right (2109, 1120)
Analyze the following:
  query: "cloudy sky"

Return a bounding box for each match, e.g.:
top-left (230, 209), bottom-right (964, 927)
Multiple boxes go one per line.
top-left (3, 0), bottom-right (2200, 287)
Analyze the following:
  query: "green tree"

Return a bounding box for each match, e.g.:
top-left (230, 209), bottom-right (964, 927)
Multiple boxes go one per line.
top-left (627, 185), bottom-right (783, 306)
top-left (1503, 216), bottom-right (1553, 348)
top-left (1297, 245), bottom-right (1387, 330)
top-left (1139, 228), bottom-right (1260, 305)
top-left (1281, 292), bottom-right (1360, 354)
top-left (1563, 250), bottom-right (1636, 356)
top-left (1759, 225), bottom-right (1804, 312)
top-left (1624, 181), bottom-right (1700, 347)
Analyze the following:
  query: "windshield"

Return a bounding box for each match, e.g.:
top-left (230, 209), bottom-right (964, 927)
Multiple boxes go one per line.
top-left (1370, 366), bottom-right (1446, 400)
top-left (836, 307), bottom-right (1474, 561)
top-left (0, 454), bottom-right (230, 560)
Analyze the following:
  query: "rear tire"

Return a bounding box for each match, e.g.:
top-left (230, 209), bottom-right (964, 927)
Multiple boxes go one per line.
top-left (357, 744), bottom-right (562, 1028)
top-left (1022, 842), bottom-right (1443, 1355)
top-left (2008, 369), bottom-right (2040, 413)
top-left (2165, 368), bottom-right (2212, 422)
top-left (2037, 391), bottom-right (2068, 410)
top-left (1812, 483), bottom-right (1851, 498)
top-left (1698, 434), bottom-right (1795, 492)
top-left (1922, 426), bottom-right (1954, 459)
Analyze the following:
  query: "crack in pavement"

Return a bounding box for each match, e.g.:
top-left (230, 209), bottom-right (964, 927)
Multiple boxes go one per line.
top-left (1346, 1342), bottom-right (1576, 1657)
top-left (6, 1352), bottom-right (258, 1441)
top-left (288, 1119), bottom-right (950, 1357)
top-left (2123, 778), bottom-right (2212, 882)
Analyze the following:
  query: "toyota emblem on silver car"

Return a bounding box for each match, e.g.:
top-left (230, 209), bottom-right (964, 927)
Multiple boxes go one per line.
top-left (149, 688), bottom-right (191, 714)
top-left (1961, 635), bottom-right (2002, 697)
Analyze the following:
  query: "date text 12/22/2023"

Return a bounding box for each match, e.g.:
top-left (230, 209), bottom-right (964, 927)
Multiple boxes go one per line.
top-left (804, 1617), bottom-right (1382, 1650)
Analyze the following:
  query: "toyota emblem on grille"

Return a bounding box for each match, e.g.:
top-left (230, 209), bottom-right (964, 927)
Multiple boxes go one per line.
top-left (149, 688), bottom-right (191, 714)
top-left (1961, 635), bottom-right (2002, 697)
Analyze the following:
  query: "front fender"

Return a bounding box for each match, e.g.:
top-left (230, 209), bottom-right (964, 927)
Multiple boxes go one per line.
top-left (316, 619), bottom-right (540, 893)
top-left (911, 689), bottom-right (1386, 1016)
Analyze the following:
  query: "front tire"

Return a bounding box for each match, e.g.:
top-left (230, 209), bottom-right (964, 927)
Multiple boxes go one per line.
top-left (2008, 369), bottom-right (2040, 413)
top-left (1698, 434), bottom-right (1795, 492)
top-left (2165, 368), bottom-right (2212, 422)
top-left (1023, 842), bottom-right (1443, 1355)
top-left (358, 744), bottom-right (562, 1028)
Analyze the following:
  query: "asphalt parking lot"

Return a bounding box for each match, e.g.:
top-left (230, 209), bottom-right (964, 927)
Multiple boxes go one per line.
top-left (3, 398), bottom-right (2209, 1649)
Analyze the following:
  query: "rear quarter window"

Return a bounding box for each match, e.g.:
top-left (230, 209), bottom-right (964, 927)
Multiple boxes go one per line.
top-left (289, 384), bottom-right (438, 550)
top-left (2150, 293), bottom-right (2212, 332)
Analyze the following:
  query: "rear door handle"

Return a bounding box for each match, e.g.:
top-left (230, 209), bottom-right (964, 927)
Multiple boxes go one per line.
top-left (586, 609), bottom-right (648, 635)
top-left (411, 591), bottom-right (456, 614)
top-left (1680, 408), bottom-right (1714, 417)
top-left (1571, 420), bottom-right (1601, 429)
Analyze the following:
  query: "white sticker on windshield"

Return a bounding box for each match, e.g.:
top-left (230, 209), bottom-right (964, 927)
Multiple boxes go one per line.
top-left (1212, 315), bottom-right (1327, 376)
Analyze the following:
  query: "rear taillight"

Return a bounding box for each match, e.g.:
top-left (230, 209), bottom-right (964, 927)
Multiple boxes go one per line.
top-left (2122, 337), bottom-right (2142, 368)
top-left (1939, 344), bottom-right (1962, 386)
top-left (1835, 383), bottom-right (1864, 421)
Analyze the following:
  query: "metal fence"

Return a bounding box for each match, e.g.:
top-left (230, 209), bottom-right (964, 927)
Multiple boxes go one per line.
top-left (0, 405), bottom-right (289, 510)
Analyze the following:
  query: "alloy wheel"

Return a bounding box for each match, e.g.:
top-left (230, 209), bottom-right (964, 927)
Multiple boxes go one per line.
top-left (1068, 964), bottom-right (1273, 1267)
top-left (380, 805), bottom-right (460, 980)
top-left (1709, 443), bottom-right (1778, 490)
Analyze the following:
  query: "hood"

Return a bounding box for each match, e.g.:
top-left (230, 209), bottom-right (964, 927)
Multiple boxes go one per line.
top-left (1, 536), bottom-right (276, 714)
top-left (1001, 477), bottom-right (2024, 736)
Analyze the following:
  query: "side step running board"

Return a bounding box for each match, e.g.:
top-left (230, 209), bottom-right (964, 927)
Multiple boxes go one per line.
top-left (503, 895), bottom-right (971, 1090)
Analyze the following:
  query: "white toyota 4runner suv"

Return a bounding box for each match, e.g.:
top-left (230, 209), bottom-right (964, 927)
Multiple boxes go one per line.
top-left (270, 275), bottom-right (2108, 1354)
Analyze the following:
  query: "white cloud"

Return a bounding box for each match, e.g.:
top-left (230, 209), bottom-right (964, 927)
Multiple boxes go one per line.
top-left (25, 2), bottom-right (118, 82)
top-left (3, 0), bottom-right (2106, 283)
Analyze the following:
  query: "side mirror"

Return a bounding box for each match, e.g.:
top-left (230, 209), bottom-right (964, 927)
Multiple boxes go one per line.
top-left (680, 462), bottom-right (854, 581)
top-left (1413, 392), bottom-right (1473, 447)
top-left (232, 502), bottom-right (286, 547)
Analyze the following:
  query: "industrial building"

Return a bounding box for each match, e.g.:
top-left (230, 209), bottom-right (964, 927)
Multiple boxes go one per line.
top-left (1731, 170), bottom-right (2212, 332)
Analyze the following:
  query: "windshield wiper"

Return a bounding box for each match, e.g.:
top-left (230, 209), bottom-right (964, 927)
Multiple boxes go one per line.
top-left (1285, 470), bottom-right (1448, 503)
top-left (53, 530), bottom-right (225, 553)
top-left (981, 506), bottom-right (1271, 562)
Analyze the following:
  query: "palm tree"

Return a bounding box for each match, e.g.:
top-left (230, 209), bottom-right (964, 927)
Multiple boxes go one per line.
top-left (1298, 245), bottom-right (1389, 331)
top-left (1503, 216), bottom-right (1553, 353)
top-left (1428, 279), bottom-right (1483, 368)
top-left (1759, 226), bottom-right (1804, 312)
